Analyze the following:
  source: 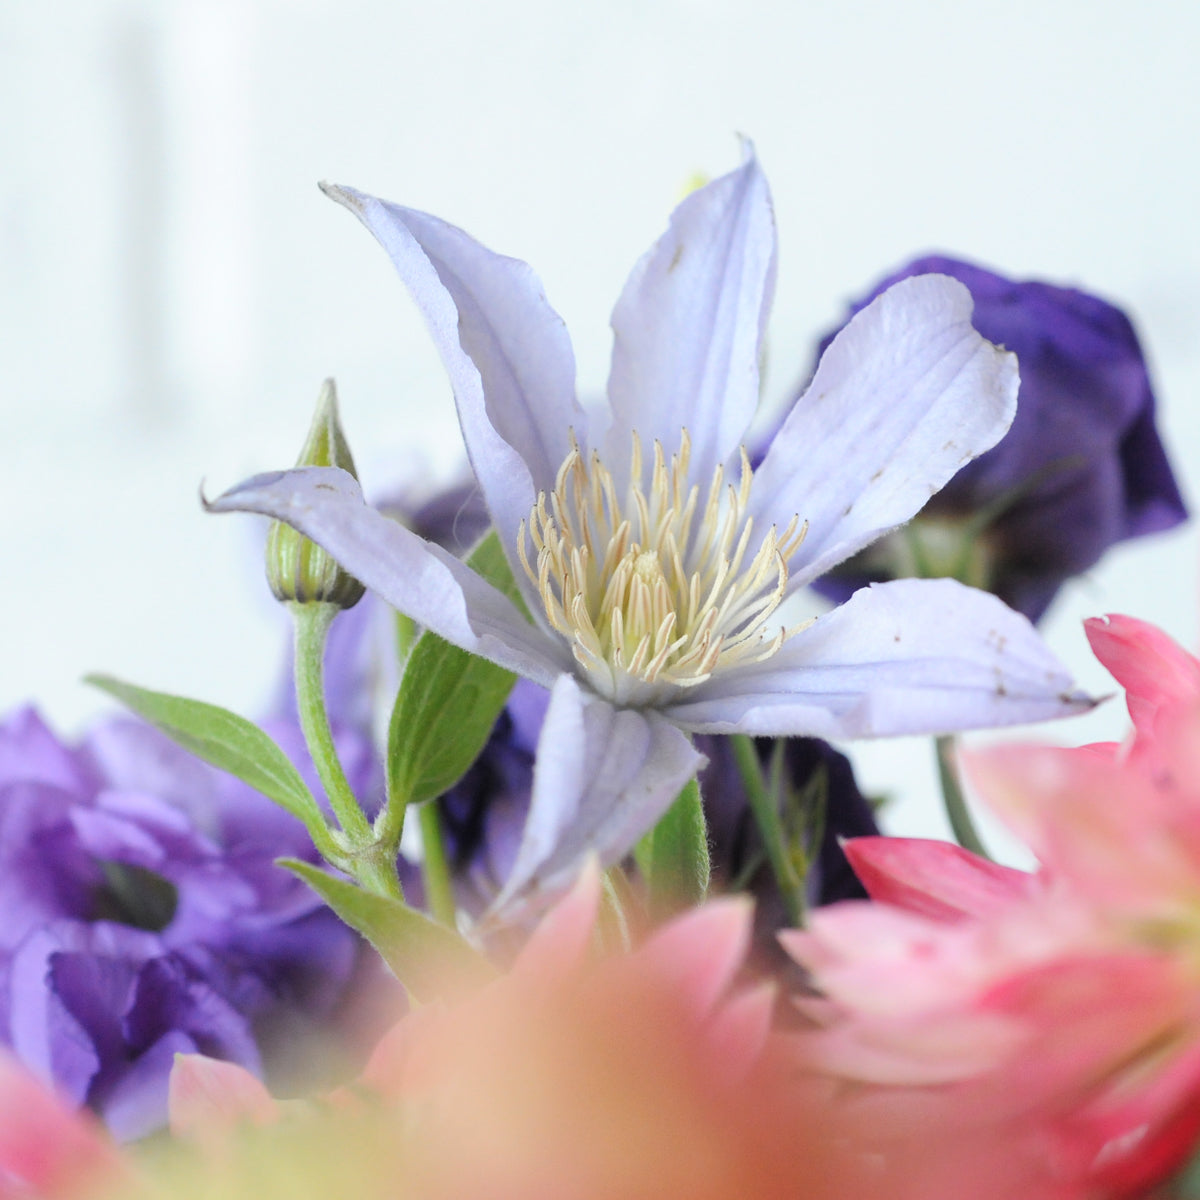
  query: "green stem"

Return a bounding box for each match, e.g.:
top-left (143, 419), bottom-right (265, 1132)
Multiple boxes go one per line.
top-left (351, 845), bottom-right (406, 901)
top-left (730, 734), bottom-right (805, 926)
top-left (291, 602), bottom-right (373, 843)
top-left (935, 735), bottom-right (992, 860)
top-left (419, 801), bottom-right (456, 928)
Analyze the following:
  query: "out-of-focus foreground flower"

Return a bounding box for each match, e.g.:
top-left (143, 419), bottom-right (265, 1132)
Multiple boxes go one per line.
top-left (784, 614), bottom-right (1200, 1197)
top-left (209, 149), bottom-right (1093, 904)
top-left (809, 255), bottom-right (1187, 623)
top-left (0, 706), bottom-right (370, 1140)
top-left (2, 869), bottom-right (888, 1200)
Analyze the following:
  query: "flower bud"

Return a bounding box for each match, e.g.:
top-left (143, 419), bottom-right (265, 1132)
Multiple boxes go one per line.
top-left (266, 379), bottom-right (366, 609)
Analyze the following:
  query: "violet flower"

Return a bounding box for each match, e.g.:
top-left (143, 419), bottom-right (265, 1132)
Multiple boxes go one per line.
top-left (0, 705), bottom-right (372, 1141)
top-left (808, 255), bottom-right (1187, 622)
top-left (209, 147), bottom-right (1092, 906)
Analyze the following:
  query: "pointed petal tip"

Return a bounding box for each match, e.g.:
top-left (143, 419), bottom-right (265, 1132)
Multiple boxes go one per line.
top-left (318, 180), bottom-right (363, 213)
top-left (734, 131), bottom-right (757, 163)
top-left (199, 469), bottom-right (293, 514)
top-left (201, 466), bottom-right (364, 518)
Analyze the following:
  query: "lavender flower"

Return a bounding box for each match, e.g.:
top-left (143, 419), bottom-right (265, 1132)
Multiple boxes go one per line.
top-left (387, 481), bottom-right (880, 920)
top-left (808, 255), bottom-right (1187, 621)
top-left (0, 705), bottom-right (373, 1140)
top-left (210, 147), bottom-right (1092, 905)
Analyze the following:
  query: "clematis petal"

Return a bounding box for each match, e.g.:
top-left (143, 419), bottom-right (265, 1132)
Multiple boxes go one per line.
top-left (322, 182), bottom-right (584, 609)
top-left (490, 675), bottom-right (704, 913)
top-left (752, 274), bottom-right (1018, 589)
top-left (604, 143), bottom-right (776, 489)
top-left (660, 578), bottom-right (1094, 737)
top-left (206, 467), bottom-right (571, 686)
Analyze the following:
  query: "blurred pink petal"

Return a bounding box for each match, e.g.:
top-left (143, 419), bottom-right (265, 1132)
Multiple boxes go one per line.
top-left (844, 835), bottom-right (1034, 920)
top-left (785, 613), bottom-right (1200, 1194)
top-left (168, 1053), bottom-right (281, 1138)
top-left (0, 1050), bottom-right (126, 1197)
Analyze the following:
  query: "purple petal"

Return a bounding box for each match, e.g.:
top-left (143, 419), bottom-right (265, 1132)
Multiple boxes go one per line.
top-left (604, 145), bottom-right (776, 489)
top-left (99, 1030), bottom-right (196, 1142)
top-left (661, 578), bottom-right (1094, 737)
top-left (322, 183), bottom-right (583, 613)
top-left (206, 466), bottom-right (571, 687)
top-left (491, 676), bottom-right (704, 912)
top-left (751, 274), bottom-right (1018, 589)
top-left (0, 708), bottom-right (93, 794)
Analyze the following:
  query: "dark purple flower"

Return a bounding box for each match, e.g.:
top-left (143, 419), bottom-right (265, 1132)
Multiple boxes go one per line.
top-left (0, 705), bottom-right (375, 1140)
top-left (807, 255), bottom-right (1187, 622)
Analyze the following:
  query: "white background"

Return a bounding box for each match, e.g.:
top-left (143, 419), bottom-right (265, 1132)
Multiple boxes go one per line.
top-left (3, 0), bottom-right (1199, 854)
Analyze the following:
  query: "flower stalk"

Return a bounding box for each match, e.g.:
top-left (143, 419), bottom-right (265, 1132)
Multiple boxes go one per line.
top-left (292, 602), bottom-right (372, 842)
top-left (935, 734), bottom-right (991, 860)
top-left (730, 734), bottom-right (806, 926)
top-left (418, 801), bottom-right (456, 927)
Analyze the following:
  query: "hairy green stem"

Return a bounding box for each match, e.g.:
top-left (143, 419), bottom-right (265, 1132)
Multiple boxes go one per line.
top-left (730, 734), bottom-right (805, 926)
top-left (419, 801), bottom-right (456, 928)
top-left (291, 602), bottom-right (373, 843)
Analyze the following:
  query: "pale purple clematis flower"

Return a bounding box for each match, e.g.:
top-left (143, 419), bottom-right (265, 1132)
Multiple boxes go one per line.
top-left (209, 147), bottom-right (1092, 905)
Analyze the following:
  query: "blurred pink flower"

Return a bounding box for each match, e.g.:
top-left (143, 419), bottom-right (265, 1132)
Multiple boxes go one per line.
top-left (783, 613), bottom-right (1200, 1197)
top-left (165, 865), bottom-right (872, 1200)
top-left (0, 1050), bottom-right (129, 1199)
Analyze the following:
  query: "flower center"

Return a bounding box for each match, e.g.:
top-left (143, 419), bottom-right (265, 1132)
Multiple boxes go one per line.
top-left (518, 430), bottom-right (809, 706)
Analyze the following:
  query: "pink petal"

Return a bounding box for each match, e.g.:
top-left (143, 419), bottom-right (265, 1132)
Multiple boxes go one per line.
top-left (168, 1053), bottom-right (280, 1137)
top-left (1085, 614), bottom-right (1200, 735)
top-left (703, 981), bottom-right (776, 1082)
top-left (511, 857), bottom-right (602, 984)
top-left (844, 836), bottom-right (1034, 922)
top-left (633, 896), bottom-right (753, 1021)
top-left (0, 1050), bottom-right (124, 1194)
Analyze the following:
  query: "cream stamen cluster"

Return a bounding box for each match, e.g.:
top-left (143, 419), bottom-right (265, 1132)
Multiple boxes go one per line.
top-left (518, 430), bottom-right (809, 706)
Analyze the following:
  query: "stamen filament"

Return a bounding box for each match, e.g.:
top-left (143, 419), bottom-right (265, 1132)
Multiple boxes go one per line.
top-left (520, 429), bottom-right (808, 704)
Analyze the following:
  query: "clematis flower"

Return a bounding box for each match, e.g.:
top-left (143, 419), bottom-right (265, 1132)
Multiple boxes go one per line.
top-left (0, 706), bottom-right (368, 1140)
top-left (783, 614), bottom-right (1200, 1196)
top-left (808, 255), bottom-right (1187, 622)
top-left (209, 147), bottom-right (1091, 904)
top-left (343, 475), bottom-right (881, 920)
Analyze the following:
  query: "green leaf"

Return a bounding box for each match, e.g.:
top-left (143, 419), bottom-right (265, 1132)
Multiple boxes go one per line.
top-left (385, 531), bottom-right (521, 810)
top-left (635, 778), bottom-right (710, 917)
top-left (86, 673), bottom-right (327, 837)
top-left (281, 858), bottom-right (496, 1002)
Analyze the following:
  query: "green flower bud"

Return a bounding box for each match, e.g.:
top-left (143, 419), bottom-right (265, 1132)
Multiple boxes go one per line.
top-left (266, 379), bottom-right (366, 609)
